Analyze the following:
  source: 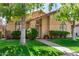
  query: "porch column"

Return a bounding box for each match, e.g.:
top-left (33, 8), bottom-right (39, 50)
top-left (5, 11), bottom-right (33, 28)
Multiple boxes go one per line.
top-left (41, 15), bottom-right (50, 38)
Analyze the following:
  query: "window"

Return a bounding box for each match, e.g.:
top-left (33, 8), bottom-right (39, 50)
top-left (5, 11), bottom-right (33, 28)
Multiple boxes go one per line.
top-left (35, 19), bottom-right (42, 38)
top-left (15, 21), bottom-right (21, 31)
top-left (59, 22), bottom-right (67, 31)
top-left (35, 20), bottom-right (40, 32)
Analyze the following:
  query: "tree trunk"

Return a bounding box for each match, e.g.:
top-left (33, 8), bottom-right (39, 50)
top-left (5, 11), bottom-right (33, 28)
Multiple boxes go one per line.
top-left (72, 21), bottom-right (76, 40)
top-left (20, 17), bottom-right (26, 45)
top-left (20, 28), bottom-right (26, 45)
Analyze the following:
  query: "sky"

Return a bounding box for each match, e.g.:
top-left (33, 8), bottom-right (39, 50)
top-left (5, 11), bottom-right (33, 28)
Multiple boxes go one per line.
top-left (43, 3), bottom-right (61, 13)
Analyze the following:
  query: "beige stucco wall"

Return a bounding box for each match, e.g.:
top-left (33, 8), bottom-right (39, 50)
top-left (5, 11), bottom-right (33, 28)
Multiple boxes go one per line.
top-left (49, 14), bottom-right (60, 31)
top-left (41, 16), bottom-right (49, 38)
top-left (74, 21), bottom-right (79, 36)
top-left (6, 21), bottom-right (15, 32)
top-left (49, 14), bottom-right (72, 37)
top-left (5, 11), bottom-right (72, 38)
top-left (27, 16), bottom-right (49, 38)
top-left (29, 20), bottom-right (36, 28)
top-left (66, 22), bottom-right (72, 37)
top-left (26, 22), bottom-right (30, 29)
top-left (0, 27), bottom-right (3, 35)
top-left (0, 28), bottom-right (2, 32)
top-left (28, 13), bottom-right (72, 38)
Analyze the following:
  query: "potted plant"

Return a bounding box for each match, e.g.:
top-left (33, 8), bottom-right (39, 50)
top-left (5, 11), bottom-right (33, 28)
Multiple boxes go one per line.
top-left (43, 34), bottom-right (49, 39)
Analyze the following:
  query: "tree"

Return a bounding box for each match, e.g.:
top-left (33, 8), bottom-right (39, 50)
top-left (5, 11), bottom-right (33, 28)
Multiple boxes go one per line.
top-left (0, 3), bottom-right (45, 45)
top-left (11, 3), bottom-right (45, 45)
top-left (12, 3), bottom-right (56, 45)
top-left (0, 3), bottom-right (13, 38)
top-left (0, 3), bottom-right (55, 45)
top-left (54, 4), bottom-right (79, 40)
top-left (48, 3), bottom-right (56, 11)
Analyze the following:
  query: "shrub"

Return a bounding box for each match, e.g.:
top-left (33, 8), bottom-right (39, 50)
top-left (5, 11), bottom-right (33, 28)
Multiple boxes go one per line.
top-left (26, 28), bottom-right (38, 40)
top-left (49, 31), bottom-right (70, 38)
top-left (11, 31), bottom-right (21, 39)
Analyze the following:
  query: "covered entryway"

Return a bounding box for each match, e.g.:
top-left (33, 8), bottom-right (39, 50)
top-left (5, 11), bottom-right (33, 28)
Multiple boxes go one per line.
top-left (35, 19), bottom-right (42, 38)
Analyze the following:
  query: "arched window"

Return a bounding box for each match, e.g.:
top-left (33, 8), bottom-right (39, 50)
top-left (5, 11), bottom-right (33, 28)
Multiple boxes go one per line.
top-left (59, 22), bottom-right (67, 31)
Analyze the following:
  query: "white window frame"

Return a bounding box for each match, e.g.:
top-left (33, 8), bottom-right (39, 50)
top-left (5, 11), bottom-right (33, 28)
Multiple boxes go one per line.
top-left (59, 22), bottom-right (67, 31)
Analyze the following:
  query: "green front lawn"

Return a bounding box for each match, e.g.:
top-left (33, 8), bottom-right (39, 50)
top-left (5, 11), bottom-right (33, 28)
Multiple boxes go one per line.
top-left (0, 39), bottom-right (63, 56)
top-left (49, 38), bottom-right (79, 52)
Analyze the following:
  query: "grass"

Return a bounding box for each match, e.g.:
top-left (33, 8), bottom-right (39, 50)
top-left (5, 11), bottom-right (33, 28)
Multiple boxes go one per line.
top-left (0, 39), bottom-right (63, 56)
top-left (49, 38), bottom-right (79, 52)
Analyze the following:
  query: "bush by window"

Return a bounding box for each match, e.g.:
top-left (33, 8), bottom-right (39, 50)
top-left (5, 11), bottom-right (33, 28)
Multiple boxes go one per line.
top-left (26, 28), bottom-right (38, 40)
top-left (49, 31), bottom-right (70, 38)
top-left (11, 31), bottom-right (21, 39)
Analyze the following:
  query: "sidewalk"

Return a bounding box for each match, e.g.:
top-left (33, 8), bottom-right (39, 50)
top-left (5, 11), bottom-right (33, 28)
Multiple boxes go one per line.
top-left (36, 39), bottom-right (79, 56)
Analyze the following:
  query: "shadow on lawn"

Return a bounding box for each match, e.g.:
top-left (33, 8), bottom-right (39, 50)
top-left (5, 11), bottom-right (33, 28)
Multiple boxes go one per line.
top-left (0, 45), bottom-right (63, 56)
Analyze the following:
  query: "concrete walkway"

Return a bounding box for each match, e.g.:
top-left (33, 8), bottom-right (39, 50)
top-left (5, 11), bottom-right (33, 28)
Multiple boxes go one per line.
top-left (36, 39), bottom-right (79, 56)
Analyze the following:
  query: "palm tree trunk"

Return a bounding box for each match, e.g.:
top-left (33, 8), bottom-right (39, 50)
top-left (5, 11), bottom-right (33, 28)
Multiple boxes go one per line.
top-left (20, 16), bottom-right (26, 45)
top-left (72, 21), bottom-right (76, 40)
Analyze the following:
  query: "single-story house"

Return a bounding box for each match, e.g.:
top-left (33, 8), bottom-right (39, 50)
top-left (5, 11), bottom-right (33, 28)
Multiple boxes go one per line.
top-left (1, 10), bottom-right (79, 38)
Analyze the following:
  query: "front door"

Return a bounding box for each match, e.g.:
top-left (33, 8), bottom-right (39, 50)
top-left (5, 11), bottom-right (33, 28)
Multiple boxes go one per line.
top-left (35, 19), bottom-right (42, 38)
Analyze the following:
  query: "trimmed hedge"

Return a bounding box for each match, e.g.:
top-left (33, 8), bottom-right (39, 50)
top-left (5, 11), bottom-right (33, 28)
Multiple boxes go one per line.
top-left (11, 31), bottom-right (21, 39)
top-left (49, 31), bottom-right (70, 38)
top-left (0, 46), bottom-right (63, 56)
top-left (11, 28), bottom-right (38, 40)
